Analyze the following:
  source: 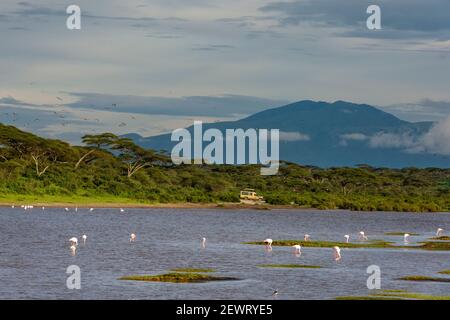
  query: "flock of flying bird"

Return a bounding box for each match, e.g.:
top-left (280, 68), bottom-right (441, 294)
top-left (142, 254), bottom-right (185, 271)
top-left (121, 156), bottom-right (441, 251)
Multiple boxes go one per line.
top-left (1, 99), bottom-right (136, 132)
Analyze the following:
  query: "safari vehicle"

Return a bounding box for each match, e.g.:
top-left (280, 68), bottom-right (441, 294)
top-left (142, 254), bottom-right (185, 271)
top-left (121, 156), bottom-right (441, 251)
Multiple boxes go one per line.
top-left (240, 189), bottom-right (264, 201)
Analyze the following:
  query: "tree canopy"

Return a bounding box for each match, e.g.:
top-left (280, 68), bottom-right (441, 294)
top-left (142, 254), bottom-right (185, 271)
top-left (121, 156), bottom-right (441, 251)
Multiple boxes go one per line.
top-left (0, 123), bottom-right (449, 212)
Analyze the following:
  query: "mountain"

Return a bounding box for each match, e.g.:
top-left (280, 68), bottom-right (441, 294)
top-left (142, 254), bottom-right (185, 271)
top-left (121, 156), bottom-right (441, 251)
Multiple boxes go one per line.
top-left (125, 100), bottom-right (449, 168)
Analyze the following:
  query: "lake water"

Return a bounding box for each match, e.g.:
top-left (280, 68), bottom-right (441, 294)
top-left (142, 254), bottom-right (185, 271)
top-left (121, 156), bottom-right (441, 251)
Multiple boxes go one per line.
top-left (0, 207), bottom-right (449, 300)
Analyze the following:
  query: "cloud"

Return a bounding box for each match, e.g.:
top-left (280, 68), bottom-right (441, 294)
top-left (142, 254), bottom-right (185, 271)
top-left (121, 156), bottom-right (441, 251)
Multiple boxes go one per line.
top-left (10, 2), bottom-right (187, 29)
top-left (191, 44), bottom-right (236, 51)
top-left (0, 98), bottom-right (231, 144)
top-left (1, 0), bottom-right (449, 124)
top-left (340, 133), bottom-right (369, 141)
top-left (279, 131), bottom-right (310, 141)
top-left (367, 117), bottom-right (450, 155)
top-left (381, 99), bottom-right (450, 122)
top-left (12, 2), bottom-right (63, 17)
top-left (65, 93), bottom-right (288, 118)
top-left (261, 0), bottom-right (450, 40)
top-left (416, 117), bottom-right (450, 154)
top-left (339, 132), bottom-right (368, 146)
top-left (369, 132), bottom-right (416, 149)
top-left (1, 92), bottom-right (288, 143)
top-left (0, 96), bottom-right (30, 105)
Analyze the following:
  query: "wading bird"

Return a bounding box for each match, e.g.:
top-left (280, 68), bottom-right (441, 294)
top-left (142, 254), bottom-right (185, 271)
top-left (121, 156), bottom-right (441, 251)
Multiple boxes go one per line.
top-left (292, 245), bottom-right (301, 255)
top-left (69, 237), bottom-right (78, 246)
top-left (201, 237), bottom-right (206, 248)
top-left (89, 208), bottom-right (94, 212)
top-left (130, 233), bottom-right (136, 242)
top-left (344, 235), bottom-right (350, 243)
top-left (436, 228), bottom-right (444, 237)
top-left (263, 238), bottom-right (273, 247)
top-left (358, 231), bottom-right (368, 241)
top-left (65, 208), bottom-right (69, 212)
top-left (333, 246), bottom-right (341, 261)
top-left (120, 208), bottom-right (125, 213)
top-left (304, 234), bottom-right (310, 241)
top-left (70, 245), bottom-right (77, 256)
top-left (271, 289), bottom-right (278, 296)
top-left (82, 234), bottom-right (87, 245)
top-left (404, 233), bottom-right (410, 243)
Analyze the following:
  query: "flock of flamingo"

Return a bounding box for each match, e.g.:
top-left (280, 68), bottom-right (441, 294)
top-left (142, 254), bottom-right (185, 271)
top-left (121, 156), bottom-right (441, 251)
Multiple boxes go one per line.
top-left (12, 205), bottom-right (131, 256)
top-left (10, 205), bottom-right (447, 261)
top-left (263, 228), bottom-right (445, 262)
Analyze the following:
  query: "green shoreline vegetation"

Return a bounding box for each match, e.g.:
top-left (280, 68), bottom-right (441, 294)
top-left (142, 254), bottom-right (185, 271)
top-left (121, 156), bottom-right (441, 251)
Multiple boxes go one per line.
top-left (398, 276), bottom-right (450, 283)
top-left (119, 272), bottom-right (238, 283)
top-left (244, 240), bottom-right (395, 249)
top-left (336, 290), bottom-right (450, 300)
top-left (243, 240), bottom-right (450, 251)
top-left (384, 232), bottom-right (420, 236)
top-left (1, 123), bottom-right (450, 212)
top-left (169, 268), bottom-right (215, 273)
top-left (258, 264), bottom-right (322, 269)
top-left (430, 236), bottom-right (450, 241)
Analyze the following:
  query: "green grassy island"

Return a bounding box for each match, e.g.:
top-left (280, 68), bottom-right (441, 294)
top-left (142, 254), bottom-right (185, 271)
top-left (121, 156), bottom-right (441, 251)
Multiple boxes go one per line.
top-left (119, 272), bottom-right (238, 283)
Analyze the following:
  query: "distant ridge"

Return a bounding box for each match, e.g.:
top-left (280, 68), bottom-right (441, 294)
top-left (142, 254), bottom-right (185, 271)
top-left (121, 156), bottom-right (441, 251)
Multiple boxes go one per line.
top-left (125, 100), bottom-right (449, 168)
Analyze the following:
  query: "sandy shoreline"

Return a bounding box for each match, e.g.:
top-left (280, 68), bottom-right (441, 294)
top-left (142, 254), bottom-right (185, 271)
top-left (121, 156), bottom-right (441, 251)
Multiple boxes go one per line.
top-left (0, 202), bottom-right (313, 210)
top-left (1, 201), bottom-right (447, 213)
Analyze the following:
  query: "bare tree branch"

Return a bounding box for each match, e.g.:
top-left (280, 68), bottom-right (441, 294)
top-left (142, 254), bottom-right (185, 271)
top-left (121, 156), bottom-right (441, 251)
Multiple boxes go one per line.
top-left (75, 149), bottom-right (95, 169)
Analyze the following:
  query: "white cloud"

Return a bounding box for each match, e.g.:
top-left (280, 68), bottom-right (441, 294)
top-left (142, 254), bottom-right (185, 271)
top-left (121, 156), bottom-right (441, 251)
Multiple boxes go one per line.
top-left (340, 133), bottom-right (368, 141)
top-left (416, 116), bottom-right (450, 154)
top-left (369, 132), bottom-right (416, 149)
top-left (381, 99), bottom-right (450, 122)
top-left (279, 131), bottom-right (310, 141)
top-left (368, 116), bottom-right (450, 155)
top-left (339, 132), bottom-right (369, 146)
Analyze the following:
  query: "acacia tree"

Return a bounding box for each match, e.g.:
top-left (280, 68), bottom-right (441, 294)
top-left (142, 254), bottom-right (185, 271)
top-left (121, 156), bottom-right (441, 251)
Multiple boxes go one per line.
top-left (82, 133), bottom-right (118, 149)
top-left (112, 138), bottom-right (168, 178)
top-left (77, 133), bottom-right (118, 170)
top-left (112, 138), bottom-right (150, 178)
top-left (74, 148), bottom-right (95, 169)
top-left (29, 139), bottom-right (73, 177)
top-left (30, 152), bottom-right (50, 177)
top-left (0, 144), bottom-right (8, 161)
top-left (0, 124), bottom-right (68, 176)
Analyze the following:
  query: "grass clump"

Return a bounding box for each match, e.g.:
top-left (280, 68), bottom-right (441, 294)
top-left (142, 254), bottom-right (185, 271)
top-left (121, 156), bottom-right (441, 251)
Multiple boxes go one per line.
top-left (336, 296), bottom-right (403, 300)
top-left (417, 241), bottom-right (450, 250)
top-left (398, 275), bottom-right (450, 283)
top-left (243, 240), bottom-right (395, 249)
top-left (119, 272), bottom-right (238, 283)
top-left (438, 270), bottom-right (450, 275)
top-left (244, 239), bottom-right (450, 251)
top-left (430, 236), bottom-right (450, 241)
top-left (337, 290), bottom-right (450, 300)
top-left (258, 264), bottom-right (322, 269)
top-left (169, 268), bottom-right (215, 273)
top-left (384, 232), bottom-right (419, 236)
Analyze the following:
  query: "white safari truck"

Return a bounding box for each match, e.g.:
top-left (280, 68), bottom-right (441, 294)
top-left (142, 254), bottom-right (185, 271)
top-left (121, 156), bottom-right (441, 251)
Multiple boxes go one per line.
top-left (239, 189), bottom-right (264, 203)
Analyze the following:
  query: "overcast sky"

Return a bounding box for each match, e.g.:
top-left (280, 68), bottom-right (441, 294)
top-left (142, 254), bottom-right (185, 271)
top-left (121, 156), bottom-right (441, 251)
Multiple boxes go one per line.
top-left (0, 0), bottom-right (450, 142)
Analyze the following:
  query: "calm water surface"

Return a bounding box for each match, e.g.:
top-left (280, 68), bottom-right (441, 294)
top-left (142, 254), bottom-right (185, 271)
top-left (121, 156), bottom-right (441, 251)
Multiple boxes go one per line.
top-left (0, 207), bottom-right (449, 299)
